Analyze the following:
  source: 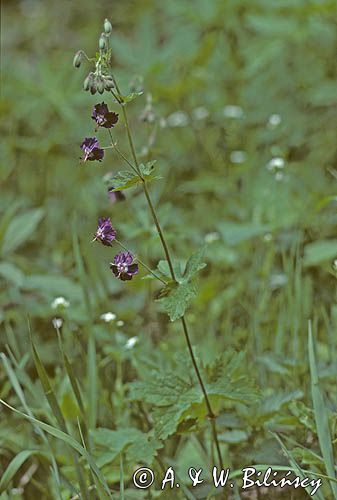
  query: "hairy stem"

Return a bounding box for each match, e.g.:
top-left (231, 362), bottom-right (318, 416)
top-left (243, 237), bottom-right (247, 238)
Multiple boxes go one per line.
top-left (116, 95), bottom-right (223, 468)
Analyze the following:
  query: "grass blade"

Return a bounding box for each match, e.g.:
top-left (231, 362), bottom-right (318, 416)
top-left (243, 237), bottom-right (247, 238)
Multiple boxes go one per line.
top-left (272, 432), bottom-right (325, 500)
top-left (0, 450), bottom-right (45, 493)
top-left (0, 399), bottom-right (113, 499)
top-left (72, 225), bottom-right (98, 430)
top-left (308, 321), bottom-right (337, 499)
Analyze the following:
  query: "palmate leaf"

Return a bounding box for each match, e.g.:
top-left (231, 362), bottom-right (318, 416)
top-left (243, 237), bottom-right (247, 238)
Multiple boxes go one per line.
top-left (107, 162), bottom-right (160, 192)
top-left (128, 352), bottom-right (259, 440)
top-left (157, 247), bottom-right (207, 321)
top-left (157, 280), bottom-right (197, 321)
top-left (107, 171), bottom-right (139, 191)
top-left (91, 427), bottom-right (162, 467)
top-left (183, 246), bottom-right (207, 282)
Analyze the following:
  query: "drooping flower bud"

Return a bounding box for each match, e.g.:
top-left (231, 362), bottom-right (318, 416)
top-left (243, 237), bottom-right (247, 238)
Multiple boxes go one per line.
top-left (90, 79), bottom-right (97, 95)
top-left (104, 19), bottom-right (112, 34)
top-left (99, 33), bottom-right (107, 50)
top-left (104, 75), bottom-right (115, 90)
top-left (97, 76), bottom-right (105, 94)
top-left (83, 72), bottom-right (94, 91)
top-left (73, 50), bottom-right (82, 68)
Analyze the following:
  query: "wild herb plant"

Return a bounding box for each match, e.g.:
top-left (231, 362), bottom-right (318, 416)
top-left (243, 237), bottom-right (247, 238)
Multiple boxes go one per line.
top-left (74, 18), bottom-right (251, 472)
top-left (1, 4), bottom-right (337, 499)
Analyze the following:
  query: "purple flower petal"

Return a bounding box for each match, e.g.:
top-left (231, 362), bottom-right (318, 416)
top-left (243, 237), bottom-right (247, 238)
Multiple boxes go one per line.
top-left (80, 137), bottom-right (104, 162)
top-left (110, 251), bottom-right (139, 281)
top-left (92, 102), bottom-right (119, 129)
top-left (93, 217), bottom-right (116, 246)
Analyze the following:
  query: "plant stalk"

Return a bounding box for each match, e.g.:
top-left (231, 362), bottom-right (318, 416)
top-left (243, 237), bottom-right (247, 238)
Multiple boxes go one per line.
top-left (116, 95), bottom-right (223, 468)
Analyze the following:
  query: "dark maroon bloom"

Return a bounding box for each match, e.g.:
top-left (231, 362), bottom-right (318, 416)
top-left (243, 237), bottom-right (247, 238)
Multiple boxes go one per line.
top-left (108, 187), bottom-right (125, 204)
top-left (110, 252), bottom-right (139, 281)
top-left (92, 103), bottom-right (119, 129)
top-left (93, 217), bottom-right (116, 246)
top-left (80, 137), bottom-right (104, 162)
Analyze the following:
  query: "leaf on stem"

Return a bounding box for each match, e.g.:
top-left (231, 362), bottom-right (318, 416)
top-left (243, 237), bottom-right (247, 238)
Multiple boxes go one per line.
top-left (157, 246), bottom-right (207, 321)
top-left (118, 91), bottom-right (143, 103)
top-left (157, 280), bottom-right (197, 321)
top-left (106, 171), bottom-right (140, 191)
top-left (107, 162), bottom-right (160, 191)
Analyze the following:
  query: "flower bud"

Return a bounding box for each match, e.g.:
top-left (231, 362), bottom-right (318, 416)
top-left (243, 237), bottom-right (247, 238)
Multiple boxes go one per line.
top-left (104, 75), bottom-right (115, 90)
top-left (90, 80), bottom-right (97, 95)
top-left (73, 50), bottom-right (82, 68)
top-left (83, 72), bottom-right (94, 91)
top-left (104, 19), bottom-right (112, 34)
top-left (99, 34), bottom-right (107, 50)
top-left (97, 76), bottom-right (105, 94)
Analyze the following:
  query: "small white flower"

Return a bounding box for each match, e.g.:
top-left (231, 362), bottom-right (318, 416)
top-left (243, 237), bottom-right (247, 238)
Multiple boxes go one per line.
top-left (116, 320), bottom-right (124, 327)
top-left (269, 273), bottom-right (288, 289)
top-left (268, 113), bottom-right (282, 127)
top-left (223, 105), bottom-right (244, 119)
top-left (52, 317), bottom-right (63, 329)
top-left (192, 106), bottom-right (210, 120)
top-left (263, 233), bottom-right (273, 242)
top-left (230, 150), bottom-right (247, 164)
top-left (332, 259), bottom-right (337, 271)
top-left (51, 297), bottom-right (70, 309)
top-left (125, 336), bottom-right (138, 349)
top-left (100, 312), bottom-right (116, 323)
top-left (275, 171), bottom-right (284, 181)
top-left (266, 157), bottom-right (285, 170)
top-left (204, 232), bottom-right (220, 243)
top-left (166, 111), bottom-right (189, 128)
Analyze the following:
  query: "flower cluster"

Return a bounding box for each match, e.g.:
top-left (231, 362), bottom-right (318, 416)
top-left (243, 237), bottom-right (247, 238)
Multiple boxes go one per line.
top-left (78, 68), bottom-right (139, 282)
top-left (80, 103), bottom-right (118, 162)
top-left (92, 218), bottom-right (139, 281)
top-left (74, 19), bottom-right (116, 95)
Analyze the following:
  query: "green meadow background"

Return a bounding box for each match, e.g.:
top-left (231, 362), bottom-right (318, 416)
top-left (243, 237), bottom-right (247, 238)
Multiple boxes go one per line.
top-left (1, 0), bottom-right (337, 498)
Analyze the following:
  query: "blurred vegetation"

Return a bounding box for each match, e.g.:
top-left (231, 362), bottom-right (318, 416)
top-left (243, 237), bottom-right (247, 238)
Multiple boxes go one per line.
top-left (1, 0), bottom-right (337, 498)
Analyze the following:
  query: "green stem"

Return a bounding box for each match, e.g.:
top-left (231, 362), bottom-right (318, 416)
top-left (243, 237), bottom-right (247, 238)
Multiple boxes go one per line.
top-left (116, 93), bottom-right (223, 469)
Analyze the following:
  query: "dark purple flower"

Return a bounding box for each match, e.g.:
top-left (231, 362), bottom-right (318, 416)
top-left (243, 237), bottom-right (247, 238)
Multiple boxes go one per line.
top-left (108, 187), bottom-right (125, 204)
top-left (92, 103), bottom-right (119, 129)
top-left (110, 252), bottom-right (139, 281)
top-left (93, 217), bottom-right (116, 246)
top-left (80, 137), bottom-right (104, 162)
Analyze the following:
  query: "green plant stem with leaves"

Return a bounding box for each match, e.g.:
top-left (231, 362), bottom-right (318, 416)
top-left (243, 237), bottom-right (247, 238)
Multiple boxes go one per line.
top-left (111, 80), bottom-right (224, 470)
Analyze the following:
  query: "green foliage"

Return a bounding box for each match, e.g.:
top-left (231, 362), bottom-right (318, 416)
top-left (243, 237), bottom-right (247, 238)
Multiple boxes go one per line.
top-left (106, 161), bottom-right (159, 191)
top-left (92, 428), bottom-right (162, 466)
top-left (129, 352), bottom-right (259, 439)
top-left (157, 247), bottom-right (207, 320)
top-left (1, 208), bottom-right (44, 255)
top-left (106, 170), bottom-right (140, 191)
top-left (157, 280), bottom-right (197, 321)
top-left (1, 0), bottom-right (337, 497)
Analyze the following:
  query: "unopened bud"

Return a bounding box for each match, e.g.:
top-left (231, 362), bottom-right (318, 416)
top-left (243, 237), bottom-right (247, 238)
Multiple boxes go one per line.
top-left (104, 75), bottom-right (115, 90)
top-left (90, 79), bottom-right (97, 95)
top-left (99, 34), bottom-right (107, 50)
top-left (73, 50), bottom-right (82, 68)
top-left (97, 76), bottom-right (105, 94)
top-left (104, 19), bottom-right (112, 34)
top-left (83, 72), bottom-right (94, 91)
